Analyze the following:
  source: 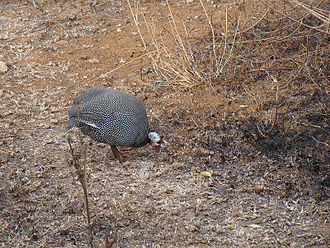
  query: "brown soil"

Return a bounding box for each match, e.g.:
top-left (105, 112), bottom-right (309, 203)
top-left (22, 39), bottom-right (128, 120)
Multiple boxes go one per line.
top-left (0, 0), bottom-right (329, 247)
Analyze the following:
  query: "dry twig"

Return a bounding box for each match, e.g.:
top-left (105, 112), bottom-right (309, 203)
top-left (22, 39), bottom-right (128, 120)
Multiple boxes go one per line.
top-left (67, 135), bottom-right (93, 248)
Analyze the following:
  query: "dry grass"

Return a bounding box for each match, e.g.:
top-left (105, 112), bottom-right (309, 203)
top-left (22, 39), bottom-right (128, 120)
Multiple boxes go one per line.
top-left (128, 0), bottom-right (329, 89)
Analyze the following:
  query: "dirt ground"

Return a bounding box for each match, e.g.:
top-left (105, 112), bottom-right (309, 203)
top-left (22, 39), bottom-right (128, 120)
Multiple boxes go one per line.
top-left (0, 0), bottom-right (329, 247)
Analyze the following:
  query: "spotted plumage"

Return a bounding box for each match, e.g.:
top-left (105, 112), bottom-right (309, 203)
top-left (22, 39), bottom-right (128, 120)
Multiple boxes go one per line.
top-left (67, 88), bottom-right (161, 161)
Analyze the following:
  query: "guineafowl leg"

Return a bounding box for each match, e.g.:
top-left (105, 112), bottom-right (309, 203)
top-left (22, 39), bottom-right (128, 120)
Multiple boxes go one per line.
top-left (110, 145), bottom-right (124, 162)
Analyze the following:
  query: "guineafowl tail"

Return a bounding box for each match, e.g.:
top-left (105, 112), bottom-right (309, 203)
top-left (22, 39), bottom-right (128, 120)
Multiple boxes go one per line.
top-left (66, 118), bottom-right (77, 132)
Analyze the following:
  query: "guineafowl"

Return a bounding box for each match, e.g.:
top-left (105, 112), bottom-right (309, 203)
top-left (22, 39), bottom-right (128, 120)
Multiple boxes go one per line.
top-left (67, 88), bottom-right (161, 162)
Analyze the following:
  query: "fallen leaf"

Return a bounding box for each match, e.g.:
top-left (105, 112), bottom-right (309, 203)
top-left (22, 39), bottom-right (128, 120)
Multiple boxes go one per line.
top-left (200, 172), bottom-right (211, 177)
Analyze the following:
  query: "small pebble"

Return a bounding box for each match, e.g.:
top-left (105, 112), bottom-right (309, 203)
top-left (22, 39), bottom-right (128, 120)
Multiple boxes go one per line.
top-left (0, 61), bottom-right (8, 74)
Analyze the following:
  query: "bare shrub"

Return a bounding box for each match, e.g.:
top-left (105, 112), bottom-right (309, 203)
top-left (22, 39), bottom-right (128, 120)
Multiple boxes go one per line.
top-left (127, 0), bottom-right (328, 89)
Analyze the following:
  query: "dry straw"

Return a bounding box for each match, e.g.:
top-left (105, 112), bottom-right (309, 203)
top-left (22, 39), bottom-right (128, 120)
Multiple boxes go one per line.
top-left (127, 0), bottom-right (240, 88)
top-left (127, 0), bottom-right (329, 89)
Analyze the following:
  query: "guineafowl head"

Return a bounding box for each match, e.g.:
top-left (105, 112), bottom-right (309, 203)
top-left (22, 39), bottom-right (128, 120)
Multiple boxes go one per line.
top-left (148, 132), bottom-right (162, 152)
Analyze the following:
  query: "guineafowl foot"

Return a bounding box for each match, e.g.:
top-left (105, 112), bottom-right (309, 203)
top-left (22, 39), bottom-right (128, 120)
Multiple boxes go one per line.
top-left (110, 145), bottom-right (129, 163)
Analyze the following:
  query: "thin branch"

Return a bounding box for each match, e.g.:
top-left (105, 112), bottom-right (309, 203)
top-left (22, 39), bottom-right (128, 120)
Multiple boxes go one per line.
top-left (67, 135), bottom-right (93, 248)
top-left (312, 136), bottom-right (329, 146)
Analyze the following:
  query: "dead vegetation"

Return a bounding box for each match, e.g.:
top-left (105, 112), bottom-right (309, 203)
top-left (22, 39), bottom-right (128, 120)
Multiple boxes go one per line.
top-left (0, 0), bottom-right (329, 247)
